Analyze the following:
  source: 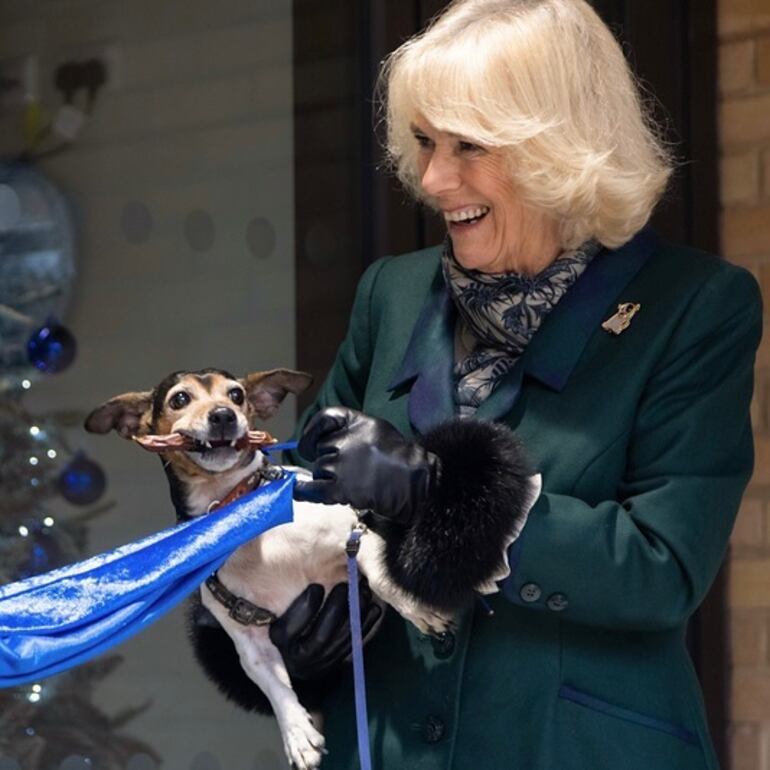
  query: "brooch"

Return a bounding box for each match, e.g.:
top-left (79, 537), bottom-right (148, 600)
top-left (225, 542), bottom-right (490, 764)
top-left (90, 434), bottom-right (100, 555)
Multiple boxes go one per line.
top-left (602, 303), bottom-right (641, 335)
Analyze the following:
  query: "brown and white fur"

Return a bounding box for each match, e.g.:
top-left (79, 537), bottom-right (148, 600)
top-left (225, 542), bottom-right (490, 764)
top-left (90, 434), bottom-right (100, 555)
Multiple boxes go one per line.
top-left (85, 368), bottom-right (461, 770)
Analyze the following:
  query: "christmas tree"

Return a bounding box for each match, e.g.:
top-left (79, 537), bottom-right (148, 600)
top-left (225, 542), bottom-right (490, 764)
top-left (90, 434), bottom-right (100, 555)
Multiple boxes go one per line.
top-left (0, 162), bottom-right (158, 769)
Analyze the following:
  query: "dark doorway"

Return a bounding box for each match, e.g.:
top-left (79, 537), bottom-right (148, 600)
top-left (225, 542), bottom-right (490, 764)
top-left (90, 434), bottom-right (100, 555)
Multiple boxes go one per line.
top-left (294, 0), bottom-right (724, 761)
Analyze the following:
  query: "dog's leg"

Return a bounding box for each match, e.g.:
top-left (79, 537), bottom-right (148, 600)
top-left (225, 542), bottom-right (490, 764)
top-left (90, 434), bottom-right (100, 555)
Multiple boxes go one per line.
top-left (225, 625), bottom-right (326, 770)
top-left (201, 590), bottom-right (325, 770)
top-left (355, 531), bottom-right (455, 636)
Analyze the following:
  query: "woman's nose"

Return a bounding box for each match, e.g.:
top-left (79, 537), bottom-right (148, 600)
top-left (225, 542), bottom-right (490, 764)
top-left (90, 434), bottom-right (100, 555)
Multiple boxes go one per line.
top-left (420, 151), bottom-right (461, 197)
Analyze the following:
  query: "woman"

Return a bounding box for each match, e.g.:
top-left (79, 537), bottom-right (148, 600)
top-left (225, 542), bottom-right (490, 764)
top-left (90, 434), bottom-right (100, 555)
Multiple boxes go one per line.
top-left (272, 1), bottom-right (762, 768)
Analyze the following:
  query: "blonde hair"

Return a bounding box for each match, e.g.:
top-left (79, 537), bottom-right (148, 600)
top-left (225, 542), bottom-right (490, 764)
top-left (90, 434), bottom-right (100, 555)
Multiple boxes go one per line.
top-left (380, 0), bottom-right (674, 250)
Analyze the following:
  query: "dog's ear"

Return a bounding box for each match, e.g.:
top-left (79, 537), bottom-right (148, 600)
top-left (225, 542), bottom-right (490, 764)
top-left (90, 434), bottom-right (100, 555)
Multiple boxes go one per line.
top-left (241, 369), bottom-right (313, 420)
top-left (84, 391), bottom-right (154, 439)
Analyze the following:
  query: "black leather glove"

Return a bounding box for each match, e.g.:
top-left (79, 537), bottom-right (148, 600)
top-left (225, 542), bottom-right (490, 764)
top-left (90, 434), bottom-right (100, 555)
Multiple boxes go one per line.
top-left (293, 407), bottom-right (441, 526)
top-left (269, 581), bottom-right (383, 680)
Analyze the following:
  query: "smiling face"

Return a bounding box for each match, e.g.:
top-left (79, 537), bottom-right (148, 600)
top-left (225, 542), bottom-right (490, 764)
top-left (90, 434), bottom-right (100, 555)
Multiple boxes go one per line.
top-left (156, 372), bottom-right (250, 473)
top-left (84, 367), bottom-right (313, 479)
top-left (412, 118), bottom-right (561, 275)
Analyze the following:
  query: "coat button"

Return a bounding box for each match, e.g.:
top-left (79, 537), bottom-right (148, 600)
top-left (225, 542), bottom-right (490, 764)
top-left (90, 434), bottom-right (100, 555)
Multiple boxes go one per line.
top-left (431, 631), bottom-right (455, 659)
top-left (546, 592), bottom-right (569, 612)
top-left (422, 715), bottom-right (446, 744)
top-left (519, 582), bottom-right (542, 603)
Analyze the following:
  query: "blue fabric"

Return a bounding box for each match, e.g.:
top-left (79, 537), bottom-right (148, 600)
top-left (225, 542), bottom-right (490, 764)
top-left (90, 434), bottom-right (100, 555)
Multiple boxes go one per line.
top-left (262, 440), bottom-right (298, 456)
top-left (0, 471), bottom-right (296, 686)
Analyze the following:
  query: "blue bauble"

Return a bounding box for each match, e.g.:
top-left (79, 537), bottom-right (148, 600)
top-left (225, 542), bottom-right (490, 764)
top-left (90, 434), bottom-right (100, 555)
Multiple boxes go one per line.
top-left (0, 162), bottom-right (76, 392)
top-left (27, 318), bottom-right (77, 374)
top-left (58, 452), bottom-right (106, 505)
top-left (16, 526), bottom-right (63, 579)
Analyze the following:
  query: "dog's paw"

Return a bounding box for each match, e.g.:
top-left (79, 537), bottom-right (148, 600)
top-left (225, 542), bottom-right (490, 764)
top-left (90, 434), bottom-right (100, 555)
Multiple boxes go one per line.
top-left (280, 708), bottom-right (327, 770)
top-left (396, 601), bottom-right (455, 637)
top-left (430, 613), bottom-right (456, 636)
top-left (419, 611), bottom-right (456, 637)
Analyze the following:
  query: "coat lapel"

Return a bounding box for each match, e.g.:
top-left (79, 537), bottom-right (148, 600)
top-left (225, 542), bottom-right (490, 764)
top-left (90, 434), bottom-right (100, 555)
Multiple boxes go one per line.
top-left (386, 270), bottom-right (457, 434)
top-left (388, 228), bottom-right (660, 430)
top-left (518, 227), bottom-right (659, 392)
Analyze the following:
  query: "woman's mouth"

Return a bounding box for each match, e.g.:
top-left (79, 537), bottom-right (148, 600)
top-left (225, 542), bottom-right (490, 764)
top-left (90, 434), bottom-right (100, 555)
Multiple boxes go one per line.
top-left (444, 205), bottom-right (490, 229)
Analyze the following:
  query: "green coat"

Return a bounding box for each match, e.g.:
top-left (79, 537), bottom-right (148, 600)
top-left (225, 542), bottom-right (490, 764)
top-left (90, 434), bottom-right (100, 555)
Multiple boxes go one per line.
top-left (291, 229), bottom-right (762, 770)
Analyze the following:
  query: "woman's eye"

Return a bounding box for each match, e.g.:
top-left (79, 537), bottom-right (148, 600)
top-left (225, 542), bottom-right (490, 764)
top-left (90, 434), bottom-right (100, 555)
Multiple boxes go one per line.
top-left (228, 388), bottom-right (245, 406)
top-left (458, 140), bottom-right (481, 153)
top-left (414, 133), bottom-right (432, 149)
top-left (169, 391), bottom-right (191, 410)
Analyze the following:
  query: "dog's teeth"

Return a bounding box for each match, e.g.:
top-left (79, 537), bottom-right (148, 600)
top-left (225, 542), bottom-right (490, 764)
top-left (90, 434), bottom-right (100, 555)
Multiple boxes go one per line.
top-left (205, 441), bottom-right (212, 449)
top-left (230, 439), bottom-right (237, 447)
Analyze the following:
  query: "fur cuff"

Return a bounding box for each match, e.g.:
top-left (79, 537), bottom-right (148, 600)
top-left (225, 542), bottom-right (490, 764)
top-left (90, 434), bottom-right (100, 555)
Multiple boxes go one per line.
top-left (382, 418), bottom-right (534, 612)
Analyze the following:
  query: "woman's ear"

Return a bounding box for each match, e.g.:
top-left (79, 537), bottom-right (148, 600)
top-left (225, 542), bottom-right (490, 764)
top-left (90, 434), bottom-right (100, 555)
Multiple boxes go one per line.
top-left (84, 391), bottom-right (154, 439)
top-left (241, 369), bottom-right (313, 420)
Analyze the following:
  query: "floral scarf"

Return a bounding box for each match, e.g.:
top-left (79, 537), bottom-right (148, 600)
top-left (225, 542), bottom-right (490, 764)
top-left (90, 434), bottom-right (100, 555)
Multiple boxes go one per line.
top-left (442, 239), bottom-right (601, 417)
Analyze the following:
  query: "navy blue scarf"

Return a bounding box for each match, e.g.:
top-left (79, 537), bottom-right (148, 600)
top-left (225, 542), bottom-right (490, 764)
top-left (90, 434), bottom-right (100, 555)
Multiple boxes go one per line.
top-left (442, 239), bottom-right (600, 415)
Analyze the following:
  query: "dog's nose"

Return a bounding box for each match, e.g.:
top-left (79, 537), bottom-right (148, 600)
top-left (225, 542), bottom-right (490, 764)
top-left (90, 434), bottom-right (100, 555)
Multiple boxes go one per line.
top-left (208, 407), bottom-right (237, 428)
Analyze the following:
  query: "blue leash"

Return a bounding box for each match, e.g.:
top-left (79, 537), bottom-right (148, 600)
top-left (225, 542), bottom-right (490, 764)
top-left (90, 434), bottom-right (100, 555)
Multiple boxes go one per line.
top-left (262, 440), bottom-right (299, 457)
top-left (274, 440), bottom-right (373, 768)
top-left (345, 526), bottom-right (373, 770)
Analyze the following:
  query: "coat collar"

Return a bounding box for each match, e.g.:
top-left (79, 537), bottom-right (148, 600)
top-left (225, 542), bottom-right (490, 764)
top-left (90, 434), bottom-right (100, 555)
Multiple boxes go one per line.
top-left (518, 227), bottom-right (658, 391)
top-left (387, 228), bottom-right (659, 433)
top-left (388, 270), bottom-right (457, 433)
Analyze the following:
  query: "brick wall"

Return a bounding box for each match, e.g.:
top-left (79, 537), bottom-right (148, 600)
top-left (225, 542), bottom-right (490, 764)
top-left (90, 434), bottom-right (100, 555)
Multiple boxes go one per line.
top-left (719, 1), bottom-right (770, 768)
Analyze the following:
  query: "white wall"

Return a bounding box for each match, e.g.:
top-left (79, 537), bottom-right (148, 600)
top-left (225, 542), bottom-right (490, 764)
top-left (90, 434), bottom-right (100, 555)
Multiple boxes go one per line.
top-left (1, 1), bottom-right (296, 766)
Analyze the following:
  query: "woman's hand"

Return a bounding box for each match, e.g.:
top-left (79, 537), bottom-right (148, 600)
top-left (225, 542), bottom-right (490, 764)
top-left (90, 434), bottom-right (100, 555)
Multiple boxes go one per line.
top-left (293, 406), bottom-right (441, 526)
top-left (269, 581), bottom-right (383, 680)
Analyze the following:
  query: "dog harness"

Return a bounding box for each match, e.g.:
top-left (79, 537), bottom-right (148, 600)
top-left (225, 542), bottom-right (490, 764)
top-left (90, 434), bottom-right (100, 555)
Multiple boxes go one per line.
top-left (204, 572), bottom-right (277, 626)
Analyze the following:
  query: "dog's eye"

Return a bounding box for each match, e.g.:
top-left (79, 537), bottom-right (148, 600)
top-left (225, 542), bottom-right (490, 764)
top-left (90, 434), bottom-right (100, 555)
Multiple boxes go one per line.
top-left (169, 391), bottom-right (191, 410)
top-left (228, 388), bottom-right (245, 406)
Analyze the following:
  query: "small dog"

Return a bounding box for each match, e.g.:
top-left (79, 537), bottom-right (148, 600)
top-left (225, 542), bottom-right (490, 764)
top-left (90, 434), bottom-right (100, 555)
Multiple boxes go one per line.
top-left (85, 368), bottom-right (468, 770)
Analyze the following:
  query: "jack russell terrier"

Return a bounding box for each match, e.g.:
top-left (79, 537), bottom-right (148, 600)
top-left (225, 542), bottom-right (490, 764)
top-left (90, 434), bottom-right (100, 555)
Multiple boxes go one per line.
top-left (85, 368), bottom-right (537, 770)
